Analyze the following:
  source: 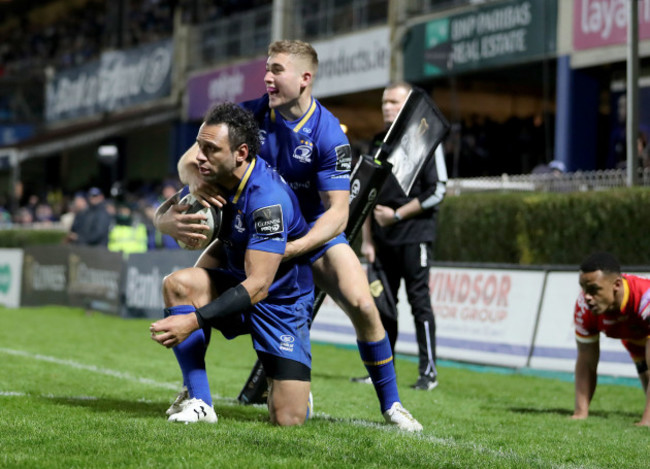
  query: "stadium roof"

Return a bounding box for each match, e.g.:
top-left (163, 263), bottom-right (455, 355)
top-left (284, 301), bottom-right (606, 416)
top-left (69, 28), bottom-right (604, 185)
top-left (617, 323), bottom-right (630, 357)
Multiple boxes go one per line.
top-left (1, 105), bottom-right (179, 162)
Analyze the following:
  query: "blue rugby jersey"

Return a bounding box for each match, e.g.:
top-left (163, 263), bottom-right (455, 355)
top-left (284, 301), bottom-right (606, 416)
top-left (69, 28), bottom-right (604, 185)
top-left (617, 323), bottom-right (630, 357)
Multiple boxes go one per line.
top-left (217, 157), bottom-right (313, 299)
top-left (240, 95), bottom-right (352, 224)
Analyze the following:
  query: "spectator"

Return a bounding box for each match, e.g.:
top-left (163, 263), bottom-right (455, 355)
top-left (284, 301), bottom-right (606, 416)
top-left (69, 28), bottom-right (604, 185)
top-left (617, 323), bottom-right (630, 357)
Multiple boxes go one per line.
top-left (13, 207), bottom-right (33, 225)
top-left (69, 187), bottom-right (113, 246)
top-left (61, 192), bottom-right (88, 234)
top-left (34, 202), bottom-right (56, 224)
top-left (531, 159), bottom-right (566, 175)
top-left (108, 203), bottom-right (148, 257)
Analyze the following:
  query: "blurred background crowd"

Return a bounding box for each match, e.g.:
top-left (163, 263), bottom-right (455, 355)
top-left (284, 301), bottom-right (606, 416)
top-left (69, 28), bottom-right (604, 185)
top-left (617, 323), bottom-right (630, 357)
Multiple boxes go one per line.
top-left (0, 178), bottom-right (183, 254)
top-left (1, 0), bottom-right (648, 239)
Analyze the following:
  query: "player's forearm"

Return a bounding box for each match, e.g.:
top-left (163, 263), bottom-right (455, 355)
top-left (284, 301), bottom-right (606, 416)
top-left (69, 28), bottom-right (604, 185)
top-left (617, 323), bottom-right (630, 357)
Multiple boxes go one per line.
top-left (573, 389), bottom-right (591, 418)
top-left (639, 345), bottom-right (650, 425)
top-left (178, 143), bottom-right (201, 186)
top-left (573, 379), bottom-right (593, 417)
top-left (241, 251), bottom-right (282, 303)
top-left (573, 358), bottom-right (597, 417)
top-left (289, 208), bottom-right (347, 257)
top-left (195, 284), bottom-right (252, 329)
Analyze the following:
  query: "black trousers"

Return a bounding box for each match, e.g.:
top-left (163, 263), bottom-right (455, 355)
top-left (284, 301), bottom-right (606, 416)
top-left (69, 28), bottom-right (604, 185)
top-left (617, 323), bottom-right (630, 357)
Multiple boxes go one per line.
top-left (374, 241), bottom-right (437, 378)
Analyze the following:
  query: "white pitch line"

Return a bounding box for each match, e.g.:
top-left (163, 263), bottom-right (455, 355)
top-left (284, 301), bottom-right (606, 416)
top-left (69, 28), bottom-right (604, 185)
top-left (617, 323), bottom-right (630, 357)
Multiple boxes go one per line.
top-left (0, 347), bottom-right (181, 391)
top-left (0, 347), bottom-right (588, 469)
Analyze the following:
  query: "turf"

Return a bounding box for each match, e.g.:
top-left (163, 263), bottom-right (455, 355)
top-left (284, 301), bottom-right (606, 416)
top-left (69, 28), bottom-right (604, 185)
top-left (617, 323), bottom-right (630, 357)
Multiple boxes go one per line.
top-left (1, 306), bottom-right (647, 468)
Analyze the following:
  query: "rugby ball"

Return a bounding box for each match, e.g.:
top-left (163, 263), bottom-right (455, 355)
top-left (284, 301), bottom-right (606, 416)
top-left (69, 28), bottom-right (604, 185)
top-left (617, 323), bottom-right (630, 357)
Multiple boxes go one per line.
top-left (176, 193), bottom-right (222, 250)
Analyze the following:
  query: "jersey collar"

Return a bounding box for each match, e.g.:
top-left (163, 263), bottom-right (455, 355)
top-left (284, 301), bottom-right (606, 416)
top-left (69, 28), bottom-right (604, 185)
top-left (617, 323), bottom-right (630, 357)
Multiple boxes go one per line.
top-left (232, 157), bottom-right (256, 204)
top-left (270, 97), bottom-right (316, 133)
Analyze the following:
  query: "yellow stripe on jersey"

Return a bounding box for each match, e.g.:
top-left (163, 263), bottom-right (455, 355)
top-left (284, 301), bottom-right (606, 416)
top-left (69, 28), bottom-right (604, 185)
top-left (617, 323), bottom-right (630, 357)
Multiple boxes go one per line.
top-left (363, 356), bottom-right (394, 366)
top-left (620, 277), bottom-right (630, 313)
top-left (233, 157), bottom-right (257, 204)
top-left (292, 99), bottom-right (317, 133)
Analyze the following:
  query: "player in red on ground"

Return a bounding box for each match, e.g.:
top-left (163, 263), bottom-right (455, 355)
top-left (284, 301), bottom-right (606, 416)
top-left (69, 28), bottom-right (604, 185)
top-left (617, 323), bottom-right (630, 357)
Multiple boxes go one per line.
top-left (573, 251), bottom-right (650, 426)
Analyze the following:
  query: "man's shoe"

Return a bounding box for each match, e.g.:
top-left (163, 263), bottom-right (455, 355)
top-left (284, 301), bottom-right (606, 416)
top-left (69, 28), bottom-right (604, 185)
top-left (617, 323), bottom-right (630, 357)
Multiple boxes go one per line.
top-left (411, 374), bottom-right (438, 391)
top-left (350, 375), bottom-right (373, 384)
top-left (383, 402), bottom-right (423, 432)
top-left (165, 386), bottom-right (189, 416)
top-left (168, 398), bottom-right (217, 424)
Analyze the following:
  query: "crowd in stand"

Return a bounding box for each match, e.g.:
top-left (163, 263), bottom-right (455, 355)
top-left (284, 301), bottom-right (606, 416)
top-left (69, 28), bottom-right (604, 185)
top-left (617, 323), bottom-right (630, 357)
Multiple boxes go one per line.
top-left (0, 0), bottom-right (593, 235)
top-left (0, 0), bottom-right (273, 78)
top-left (1, 180), bottom-right (184, 255)
top-left (0, 0), bottom-right (176, 78)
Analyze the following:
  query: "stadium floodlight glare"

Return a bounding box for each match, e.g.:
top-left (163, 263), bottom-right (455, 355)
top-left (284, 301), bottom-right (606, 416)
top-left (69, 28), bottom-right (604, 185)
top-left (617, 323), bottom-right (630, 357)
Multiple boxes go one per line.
top-left (97, 144), bottom-right (119, 165)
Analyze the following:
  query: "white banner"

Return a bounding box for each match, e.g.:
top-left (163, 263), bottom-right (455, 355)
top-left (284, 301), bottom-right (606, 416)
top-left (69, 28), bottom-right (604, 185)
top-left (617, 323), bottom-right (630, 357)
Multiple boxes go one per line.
top-left (312, 265), bottom-right (545, 368)
top-left (312, 27), bottom-right (390, 98)
top-left (0, 249), bottom-right (23, 308)
top-left (530, 271), bottom-right (642, 378)
top-left (429, 267), bottom-right (544, 367)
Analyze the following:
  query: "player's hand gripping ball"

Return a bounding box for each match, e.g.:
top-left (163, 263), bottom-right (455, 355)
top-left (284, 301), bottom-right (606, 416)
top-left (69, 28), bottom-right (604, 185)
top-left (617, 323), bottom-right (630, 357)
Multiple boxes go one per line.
top-left (177, 193), bottom-right (222, 250)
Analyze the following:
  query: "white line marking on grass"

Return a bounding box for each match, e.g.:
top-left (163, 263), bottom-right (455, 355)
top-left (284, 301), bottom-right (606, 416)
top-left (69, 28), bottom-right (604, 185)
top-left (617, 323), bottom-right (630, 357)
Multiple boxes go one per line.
top-left (0, 391), bottom-right (99, 400)
top-left (0, 348), bottom-right (586, 469)
top-left (0, 347), bottom-right (180, 391)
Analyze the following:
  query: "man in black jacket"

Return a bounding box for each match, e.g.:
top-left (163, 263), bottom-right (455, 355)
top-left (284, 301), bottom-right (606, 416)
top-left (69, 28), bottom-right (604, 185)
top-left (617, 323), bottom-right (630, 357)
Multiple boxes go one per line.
top-left (69, 187), bottom-right (113, 246)
top-left (356, 82), bottom-right (447, 391)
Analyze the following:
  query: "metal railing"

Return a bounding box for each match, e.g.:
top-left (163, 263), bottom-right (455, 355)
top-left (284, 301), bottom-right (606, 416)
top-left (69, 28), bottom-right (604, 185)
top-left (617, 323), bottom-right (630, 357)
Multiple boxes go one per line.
top-left (405, 0), bottom-right (501, 15)
top-left (190, 0), bottom-right (390, 68)
top-left (190, 5), bottom-right (273, 68)
top-left (293, 0), bottom-right (389, 42)
top-left (447, 168), bottom-right (650, 195)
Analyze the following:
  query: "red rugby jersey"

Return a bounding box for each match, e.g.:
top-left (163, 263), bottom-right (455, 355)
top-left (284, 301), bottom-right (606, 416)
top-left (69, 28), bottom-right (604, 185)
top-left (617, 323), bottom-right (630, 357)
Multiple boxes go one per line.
top-left (574, 274), bottom-right (650, 342)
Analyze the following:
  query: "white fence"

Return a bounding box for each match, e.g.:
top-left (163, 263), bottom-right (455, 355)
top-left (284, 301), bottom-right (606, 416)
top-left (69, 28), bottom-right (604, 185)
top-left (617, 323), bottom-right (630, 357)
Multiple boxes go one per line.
top-left (447, 169), bottom-right (650, 195)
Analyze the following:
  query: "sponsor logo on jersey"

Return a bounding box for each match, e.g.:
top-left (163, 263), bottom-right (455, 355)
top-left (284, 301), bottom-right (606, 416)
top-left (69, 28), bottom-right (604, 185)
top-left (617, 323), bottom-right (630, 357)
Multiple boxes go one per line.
top-left (253, 204), bottom-right (284, 235)
top-left (259, 130), bottom-right (267, 146)
top-left (280, 334), bottom-right (295, 352)
top-left (335, 144), bottom-right (352, 172)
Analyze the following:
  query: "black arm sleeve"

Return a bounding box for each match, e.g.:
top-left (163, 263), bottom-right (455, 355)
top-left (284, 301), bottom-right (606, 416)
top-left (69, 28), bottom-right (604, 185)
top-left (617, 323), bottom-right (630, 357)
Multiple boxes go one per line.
top-left (195, 284), bottom-right (252, 329)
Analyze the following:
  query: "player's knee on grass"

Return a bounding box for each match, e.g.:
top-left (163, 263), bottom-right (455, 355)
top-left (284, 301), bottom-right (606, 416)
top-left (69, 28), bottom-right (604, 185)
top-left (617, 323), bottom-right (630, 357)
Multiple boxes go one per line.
top-left (269, 404), bottom-right (306, 426)
top-left (267, 379), bottom-right (310, 427)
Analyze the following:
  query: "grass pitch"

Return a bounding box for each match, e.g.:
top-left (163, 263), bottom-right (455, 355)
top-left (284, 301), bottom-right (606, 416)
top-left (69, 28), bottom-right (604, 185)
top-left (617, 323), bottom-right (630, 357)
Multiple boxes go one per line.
top-left (1, 306), bottom-right (647, 468)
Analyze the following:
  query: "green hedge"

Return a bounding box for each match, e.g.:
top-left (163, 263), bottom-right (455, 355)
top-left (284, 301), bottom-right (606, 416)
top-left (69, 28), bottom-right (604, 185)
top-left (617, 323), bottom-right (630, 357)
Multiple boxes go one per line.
top-left (4, 188), bottom-right (650, 266)
top-left (0, 229), bottom-right (67, 248)
top-left (435, 188), bottom-right (650, 265)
